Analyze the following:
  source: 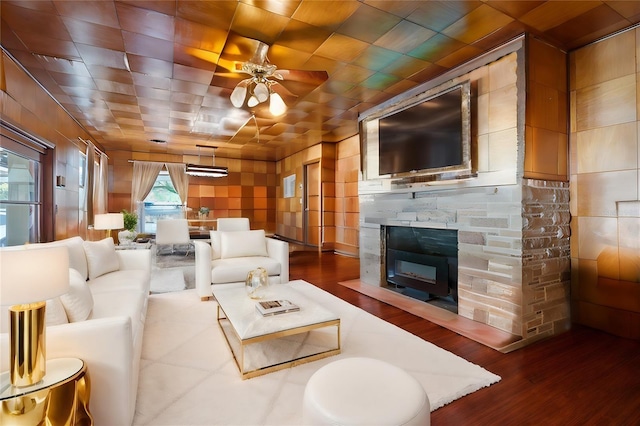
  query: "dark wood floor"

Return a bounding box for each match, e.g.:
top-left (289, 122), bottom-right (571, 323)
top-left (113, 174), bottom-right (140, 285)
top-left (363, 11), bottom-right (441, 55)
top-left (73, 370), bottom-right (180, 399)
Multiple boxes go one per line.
top-left (289, 250), bottom-right (640, 425)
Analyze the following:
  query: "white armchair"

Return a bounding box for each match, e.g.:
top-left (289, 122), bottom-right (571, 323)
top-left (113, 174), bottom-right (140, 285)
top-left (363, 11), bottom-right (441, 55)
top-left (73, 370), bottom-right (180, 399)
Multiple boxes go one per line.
top-left (155, 219), bottom-right (191, 255)
top-left (194, 229), bottom-right (289, 300)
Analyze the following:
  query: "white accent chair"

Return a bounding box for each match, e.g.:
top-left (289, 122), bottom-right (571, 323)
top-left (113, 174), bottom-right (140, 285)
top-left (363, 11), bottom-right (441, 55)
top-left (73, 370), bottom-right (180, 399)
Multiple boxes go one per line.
top-left (194, 228), bottom-right (289, 300)
top-left (216, 217), bottom-right (250, 231)
top-left (155, 219), bottom-right (191, 255)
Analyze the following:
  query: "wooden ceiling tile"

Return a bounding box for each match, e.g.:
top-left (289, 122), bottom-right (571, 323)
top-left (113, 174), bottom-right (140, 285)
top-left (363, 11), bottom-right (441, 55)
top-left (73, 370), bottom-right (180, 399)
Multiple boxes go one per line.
top-left (519, 1), bottom-right (601, 32)
top-left (88, 65), bottom-right (133, 85)
top-left (470, 21), bottom-right (527, 52)
top-left (315, 33), bottom-right (370, 62)
top-left (115, 2), bottom-right (175, 41)
top-left (408, 1), bottom-right (482, 32)
top-left (408, 33), bottom-right (466, 63)
top-left (352, 44), bottom-right (402, 72)
top-left (240, 0), bottom-right (301, 18)
top-left (374, 20), bottom-right (436, 53)
top-left (77, 44), bottom-right (128, 69)
top-left (126, 54), bottom-right (173, 78)
top-left (104, 94), bottom-right (139, 109)
top-left (176, 0), bottom-right (237, 28)
top-left (485, 1), bottom-right (546, 19)
top-left (117, 1), bottom-right (177, 16)
top-left (53, 0), bottom-right (119, 28)
top-left (382, 54), bottom-right (431, 79)
top-left (174, 18), bottom-right (228, 53)
top-left (132, 72), bottom-right (171, 90)
top-left (276, 19), bottom-right (332, 54)
top-left (608, 1), bottom-right (640, 19)
top-left (50, 72), bottom-right (95, 89)
top-left (123, 31), bottom-right (174, 62)
top-left (231, 2), bottom-right (290, 45)
top-left (362, 1), bottom-right (420, 19)
top-left (267, 45), bottom-right (312, 70)
top-left (442, 4), bottom-right (514, 44)
top-left (16, 34), bottom-right (79, 61)
top-left (37, 56), bottom-right (89, 76)
top-left (172, 64), bottom-right (214, 86)
top-left (545, 5), bottom-right (630, 50)
top-left (62, 18), bottom-right (124, 51)
top-left (2, 3), bottom-right (71, 42)
top-left (337, 3), bottom-right (402, 44)
top-left (331, 63), bottom-right (376, 85)
top-left (292, 0), bottom-right (360, 31)
top-left (436, 44), bottom-right (485, 68)
top-left (173, 46), bottom-right (218, 72)
top-left (361, 72), bottom-right (401, 90)
top-left (95, 79), bottom-right (136, 96)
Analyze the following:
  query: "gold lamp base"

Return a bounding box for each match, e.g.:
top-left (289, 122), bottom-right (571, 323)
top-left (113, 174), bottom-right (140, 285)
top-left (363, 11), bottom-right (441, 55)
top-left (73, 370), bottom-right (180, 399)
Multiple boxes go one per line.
top-left (9, 301), bottom-right (46, 387)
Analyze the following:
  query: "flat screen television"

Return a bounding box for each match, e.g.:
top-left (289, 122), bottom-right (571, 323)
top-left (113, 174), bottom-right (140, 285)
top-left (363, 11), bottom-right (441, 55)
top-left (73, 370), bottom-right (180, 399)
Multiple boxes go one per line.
top-left (378, 82), bottom-right (471, 178)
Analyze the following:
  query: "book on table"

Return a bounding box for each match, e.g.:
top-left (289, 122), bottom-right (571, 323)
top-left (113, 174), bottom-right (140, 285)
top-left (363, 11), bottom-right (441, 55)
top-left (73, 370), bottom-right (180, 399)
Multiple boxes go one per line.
top-left (256, 300), bottom-right (300, 316)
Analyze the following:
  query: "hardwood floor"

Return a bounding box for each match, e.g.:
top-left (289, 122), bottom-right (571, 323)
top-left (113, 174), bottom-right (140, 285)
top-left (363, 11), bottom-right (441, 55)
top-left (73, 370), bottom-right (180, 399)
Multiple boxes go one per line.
top-left (289, 251), bottom-right (640, 425)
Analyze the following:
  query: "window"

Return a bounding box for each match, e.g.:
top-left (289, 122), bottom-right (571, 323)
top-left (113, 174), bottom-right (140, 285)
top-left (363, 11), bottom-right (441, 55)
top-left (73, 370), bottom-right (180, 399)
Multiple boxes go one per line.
top-left (0, 147), bottom-right (41, 246)
top-left (139, 171), bottom-right (183, 234)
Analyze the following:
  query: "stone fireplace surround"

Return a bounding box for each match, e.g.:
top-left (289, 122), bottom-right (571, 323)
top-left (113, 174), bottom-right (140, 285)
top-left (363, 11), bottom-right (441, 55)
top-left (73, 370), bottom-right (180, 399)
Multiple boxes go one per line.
top-left (357, 38), bottom-right (572, 351)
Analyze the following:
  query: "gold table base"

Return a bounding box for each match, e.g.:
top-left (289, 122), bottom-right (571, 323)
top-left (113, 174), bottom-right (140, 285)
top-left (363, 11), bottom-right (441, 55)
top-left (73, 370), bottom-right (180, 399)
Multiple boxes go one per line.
top-left (1, 358), bottom-right (93, 426)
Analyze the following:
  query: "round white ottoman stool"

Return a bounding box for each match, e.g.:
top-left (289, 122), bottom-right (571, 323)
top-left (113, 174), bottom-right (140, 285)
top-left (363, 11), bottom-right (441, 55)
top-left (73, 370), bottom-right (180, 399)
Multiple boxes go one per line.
top-left (303, 357), bottom-right (430, 425)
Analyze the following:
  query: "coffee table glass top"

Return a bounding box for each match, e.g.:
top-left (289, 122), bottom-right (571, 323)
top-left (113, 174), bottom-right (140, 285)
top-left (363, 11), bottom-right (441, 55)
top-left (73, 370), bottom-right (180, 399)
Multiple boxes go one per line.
top-left (212, 282), bottom-right (339, 340)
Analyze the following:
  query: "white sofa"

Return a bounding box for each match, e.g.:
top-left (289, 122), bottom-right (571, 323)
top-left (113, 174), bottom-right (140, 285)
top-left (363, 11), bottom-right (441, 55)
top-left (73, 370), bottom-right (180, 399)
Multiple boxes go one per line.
top-left (0, 236), bottom-right (150, 426)
top-left (194, 229), bottom-right (289, 300)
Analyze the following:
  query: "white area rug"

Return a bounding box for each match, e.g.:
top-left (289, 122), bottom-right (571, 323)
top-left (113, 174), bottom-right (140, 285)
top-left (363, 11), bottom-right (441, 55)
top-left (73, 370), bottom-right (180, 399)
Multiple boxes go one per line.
top-left (150, 269), bottom-right (186, 293)
top-left (134, 281), bottom-right (500, 425)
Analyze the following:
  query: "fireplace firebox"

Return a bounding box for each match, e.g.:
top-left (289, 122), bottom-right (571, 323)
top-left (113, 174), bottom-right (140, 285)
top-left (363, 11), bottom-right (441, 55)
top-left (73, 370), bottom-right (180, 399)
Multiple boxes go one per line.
top-left (384, 226), bottom-right (458, 312)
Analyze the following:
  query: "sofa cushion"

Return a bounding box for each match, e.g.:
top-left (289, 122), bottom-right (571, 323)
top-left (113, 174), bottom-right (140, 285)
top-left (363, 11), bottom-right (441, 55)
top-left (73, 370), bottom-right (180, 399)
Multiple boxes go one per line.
top-left (26, 236), bottom-right (88, 280)
top-left (209, 230), bottom-right (222, 260)
top-left (220, 230), bottom-right (268, 259)
top-left (89, 269), bottom-right (151, 295)
top-left (60, 268), bottom-right (94, 322)
top-left (83, 237), bottom-right (120, 280)
top-left (211, 256), bottom-right (281, 283)
top-left (46, 297), bottom-right (69, 326)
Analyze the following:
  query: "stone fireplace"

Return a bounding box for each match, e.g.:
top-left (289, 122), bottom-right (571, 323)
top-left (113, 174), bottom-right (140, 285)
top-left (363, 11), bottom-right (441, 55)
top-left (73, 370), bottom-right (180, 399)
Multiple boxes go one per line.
top-left (357, 38), bottom-right (572, 349)
top-left (384, 226), bottom-right (459, 313)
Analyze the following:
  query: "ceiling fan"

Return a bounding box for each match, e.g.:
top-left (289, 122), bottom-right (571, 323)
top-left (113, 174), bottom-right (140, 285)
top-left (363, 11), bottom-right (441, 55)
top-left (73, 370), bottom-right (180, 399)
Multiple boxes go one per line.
top-left (223, 39), bottom-right (329, 116)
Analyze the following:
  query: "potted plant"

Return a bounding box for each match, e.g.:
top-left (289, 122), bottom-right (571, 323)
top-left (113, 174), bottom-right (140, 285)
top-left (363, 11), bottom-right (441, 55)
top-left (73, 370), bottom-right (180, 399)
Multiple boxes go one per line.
top-left (199, 207), bottom-right (210, 219)
top-left (118, 209), bottom-right (138, 245)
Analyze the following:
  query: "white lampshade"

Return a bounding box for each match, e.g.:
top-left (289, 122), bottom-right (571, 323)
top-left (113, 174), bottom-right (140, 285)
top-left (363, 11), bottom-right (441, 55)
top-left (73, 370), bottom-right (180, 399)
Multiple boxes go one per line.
top-left (94, 213), bottom-right (124, 230)
top-left (269, 92), bottom-right (287, 116)
top-left (0, 246), bottom-right (70, 305)
top-left (254, 82), bottom-right (269, 103)
top-left (230, 83), bottom-right (248, 108)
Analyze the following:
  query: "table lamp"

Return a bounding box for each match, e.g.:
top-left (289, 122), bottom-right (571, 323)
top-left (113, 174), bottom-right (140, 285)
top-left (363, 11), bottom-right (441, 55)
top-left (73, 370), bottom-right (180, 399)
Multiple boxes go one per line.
top-left (0, 246), bottom-right (70, 386)
top-left (94, 212), bottom-right (124, 239)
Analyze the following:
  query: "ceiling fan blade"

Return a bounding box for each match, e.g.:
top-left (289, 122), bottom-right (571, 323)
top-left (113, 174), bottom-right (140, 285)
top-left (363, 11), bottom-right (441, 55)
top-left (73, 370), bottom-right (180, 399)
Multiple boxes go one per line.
top-left (276, 69), bottom-right (329, 85)
top-left (270, 81), bottom-right (297, 99)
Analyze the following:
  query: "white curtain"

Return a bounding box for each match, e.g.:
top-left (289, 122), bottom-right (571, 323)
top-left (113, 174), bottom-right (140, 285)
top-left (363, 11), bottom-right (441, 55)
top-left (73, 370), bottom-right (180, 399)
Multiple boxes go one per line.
top-left (165, 162), bottom-right (189, 209)
top-left (131, 161), bottom-right (164, 215)
top-left (94, 152), bottom-right (109, 214)
top-left (84, 141), bottom-right (96, 226)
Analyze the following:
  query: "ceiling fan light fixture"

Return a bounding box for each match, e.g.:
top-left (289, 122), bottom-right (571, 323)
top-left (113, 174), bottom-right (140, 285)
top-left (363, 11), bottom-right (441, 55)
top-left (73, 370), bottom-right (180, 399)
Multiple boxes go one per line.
top-left (230, 83), bottom-right (248, 108)
top-left (269, 92), bottom-right (287, 116)
top-left (254, 81), bottom-right (269, 103)
top-left (247, 95), bottom-right (260, 107)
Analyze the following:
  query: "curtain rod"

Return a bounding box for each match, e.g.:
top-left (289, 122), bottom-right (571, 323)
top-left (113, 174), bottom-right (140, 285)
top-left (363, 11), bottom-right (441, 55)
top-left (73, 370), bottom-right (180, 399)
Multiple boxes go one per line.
top-left (127, 160), bottom-right (185, 165)
top-left (78, 137), bottom-right (108, 159)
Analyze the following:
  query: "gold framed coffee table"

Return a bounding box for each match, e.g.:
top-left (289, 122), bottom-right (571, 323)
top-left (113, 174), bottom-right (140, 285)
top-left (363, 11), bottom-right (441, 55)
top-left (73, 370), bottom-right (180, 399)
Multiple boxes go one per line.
top-left (213, 280), bottom-right (341, 379)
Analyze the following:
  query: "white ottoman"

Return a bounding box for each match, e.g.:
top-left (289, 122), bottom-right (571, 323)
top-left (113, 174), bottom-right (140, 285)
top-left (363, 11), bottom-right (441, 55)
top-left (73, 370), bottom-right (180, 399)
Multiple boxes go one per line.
top-left (303, 357), bottom-right (430, 425)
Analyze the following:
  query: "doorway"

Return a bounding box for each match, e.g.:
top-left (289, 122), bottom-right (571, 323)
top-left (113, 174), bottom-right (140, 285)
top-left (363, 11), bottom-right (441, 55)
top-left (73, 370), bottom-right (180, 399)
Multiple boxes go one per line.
top-left (303, 162), bottom-right (320, 248)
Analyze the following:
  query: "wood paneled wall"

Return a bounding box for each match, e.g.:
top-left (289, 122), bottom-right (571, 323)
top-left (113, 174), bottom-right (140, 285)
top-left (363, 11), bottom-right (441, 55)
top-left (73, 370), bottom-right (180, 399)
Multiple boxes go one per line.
top-left (1, 51), bottom-right (94, 241)
top-left (108, 150), bottom-right (277, 234)
top-left (569, 28), bottom-right (640, 339)
top-left (335, 135), bottom-right (360, 256)
top-left (525, 36), bottom-right (568, 181)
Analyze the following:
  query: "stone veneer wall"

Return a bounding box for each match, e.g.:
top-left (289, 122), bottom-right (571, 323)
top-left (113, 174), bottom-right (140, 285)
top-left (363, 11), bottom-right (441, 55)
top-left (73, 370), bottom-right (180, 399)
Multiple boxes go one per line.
top-left (360, 178), bottom-right (570, 341)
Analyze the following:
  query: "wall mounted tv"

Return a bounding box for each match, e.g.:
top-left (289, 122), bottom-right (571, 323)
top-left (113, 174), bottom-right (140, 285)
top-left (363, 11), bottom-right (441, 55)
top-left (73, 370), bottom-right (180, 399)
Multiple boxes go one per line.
top-left (378, 82), bottom-right (471, 178)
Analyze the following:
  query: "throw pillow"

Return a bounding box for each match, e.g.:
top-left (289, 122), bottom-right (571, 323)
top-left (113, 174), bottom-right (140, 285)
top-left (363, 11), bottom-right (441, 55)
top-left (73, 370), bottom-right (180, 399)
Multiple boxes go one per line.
top-left (83, 237), bottom-right (119, 280)
top-left (46, 297), bottom-right (69, 326)
top-left (60, 268), bottom-right (94, 322)
top-left (220, 230), bottom-right (268, 258)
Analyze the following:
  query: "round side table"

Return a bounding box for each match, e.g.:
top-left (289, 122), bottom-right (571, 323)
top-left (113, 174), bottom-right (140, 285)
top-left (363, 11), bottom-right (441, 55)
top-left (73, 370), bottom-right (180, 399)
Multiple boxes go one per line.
top-left (0, 357), bottom-right (93, 425)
